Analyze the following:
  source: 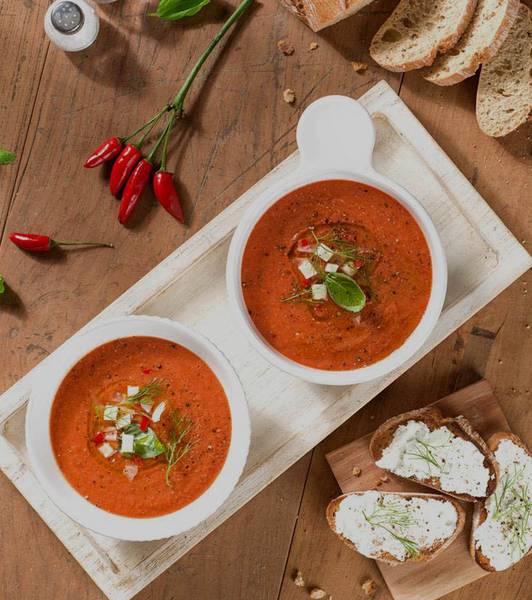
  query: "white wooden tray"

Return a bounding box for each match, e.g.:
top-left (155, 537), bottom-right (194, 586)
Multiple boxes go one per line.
top-left (0, 81), bottom-right (530, 600)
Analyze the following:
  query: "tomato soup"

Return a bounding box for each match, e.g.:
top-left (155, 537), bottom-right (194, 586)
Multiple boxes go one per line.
top-left (51, 336), bottom-right (231, 518)
top-left (241, 180), bottom-right (432, 370)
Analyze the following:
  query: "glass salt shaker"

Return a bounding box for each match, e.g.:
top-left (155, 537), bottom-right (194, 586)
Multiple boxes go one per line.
top-left (44, 0), bottom-right (100, 52)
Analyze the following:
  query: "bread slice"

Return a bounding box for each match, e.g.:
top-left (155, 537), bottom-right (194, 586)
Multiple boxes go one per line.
top-left (369, 407), bottom-right (498, 502)
top-left (279, 0), bottom-right (375, 32)
top-left (476, 3), bottom-right (531, 136)
top-left (471, 432), bottom-right (531, 571)
top-left (370, 0), bottom-right (478, 72)
top-left (425, 0), bottom-right (520, 85)
top-left (327, 491), bottom-right (465, 565)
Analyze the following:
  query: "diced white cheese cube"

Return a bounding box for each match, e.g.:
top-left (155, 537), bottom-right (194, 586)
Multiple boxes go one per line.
top-left (298, 259), bottom-right (317, 279)
top-left (341, 262), bottom-right (356, 277)
top-left (116, 412), bottom-right (132, 430)
top-left (104, 430), bottom-right (118, 442)
top-left (103, 405), bottom-right (119, 421)
top-left (120, 433), bottom-right (135, 454)
top-left (311, 284), bottom-right (328, 301)
top-left (127, 385), bottom-right (139, 397)
top-left (151, 401), bottom-right (166, 423)
top-left (316, 244), bottom-right (334, 262)
top-left (325, 262), bottom-right (339, 273)
top-left (98, 443), bottom-right (115, 458)
top-left (140, 402), bottom-right (152, 414)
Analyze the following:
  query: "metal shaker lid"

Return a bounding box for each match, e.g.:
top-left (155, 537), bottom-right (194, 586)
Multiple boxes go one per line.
top-left (50, 1), bottom-right (85, 35)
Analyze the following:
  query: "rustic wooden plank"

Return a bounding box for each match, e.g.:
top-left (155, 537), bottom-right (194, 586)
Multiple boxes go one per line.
top-left (279, 73), bottom-right (531, 600)
top-left (0, 1), bottom-right (49, 226)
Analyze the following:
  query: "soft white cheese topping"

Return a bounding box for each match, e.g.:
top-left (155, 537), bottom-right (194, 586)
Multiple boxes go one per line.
top-left (324, 262), bottom-right (339, 273)
top-left (127, 385), bottom-right (139, 397)
top-left (120, 433), bottom-right (135, 454)
top-left (316, 243), bottom-right (334, 262)
top-left (341, 262), bottom-right (356, 277)
top-left (474, 439), bottom-right (531, 570)
top-left (311, 283), bottom-right (327, 301)
top-left (298, 259), bottom-right (317, 279)
top-left (98, 442), bottom-right (115, 458)
top-left (151, 401), bottom-right (166, 423)
top-left (375, 420), bottom-right (490, 497)
top-left (334, 491), bottom-right (458, 562)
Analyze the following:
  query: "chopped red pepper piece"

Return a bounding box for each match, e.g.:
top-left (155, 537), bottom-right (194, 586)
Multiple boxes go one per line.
top-left (93, 431), bottom-right (105, 444)
top-left (302, 278), bottom-right (311, 286)
top-left (299, 238), bottom-right (309, 247)
top-left (139, 415), bottom-right (150, 432)
top-left (354, 259), bottom-right (364, 269)
top-left (142, 368), bottom-right (153, 375)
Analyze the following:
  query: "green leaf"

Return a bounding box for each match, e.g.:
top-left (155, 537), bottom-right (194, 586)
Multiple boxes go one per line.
top-left (0, 149), bottom-right (16, 165)
top-left (0, 276), bottom-right (5, 295)
top-left (150, 0), bottom-right (210, 20)
top-left (132, 427), bottom-right (166, 459)
top-left (325, 272), bottom-right (366, 313)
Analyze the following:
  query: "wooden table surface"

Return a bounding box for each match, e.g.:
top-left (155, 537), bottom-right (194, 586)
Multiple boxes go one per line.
top-left (0, 1), bottom-right (530, 599)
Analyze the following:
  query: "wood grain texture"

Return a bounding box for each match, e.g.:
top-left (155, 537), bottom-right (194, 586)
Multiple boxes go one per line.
top-left (326, 380), bottom-right (512, 600)
top-left (0, 1), bottom-right (530, 600)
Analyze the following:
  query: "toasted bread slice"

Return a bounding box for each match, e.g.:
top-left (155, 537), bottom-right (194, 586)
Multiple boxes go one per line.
top-left (327, 491), bottom-right (465, 565)
top-left (280, 0), bottom-right (375, 32)
top-left (369, 407), bottom-right (498, 502)
top-left (476, 3), bottom-right (532, 136)
top-left (370, 0), bottom-right (478, 72)
top-left (471, 432), bottom-right (531, 571)
top-left (425, 0), bottom-right (520, 85)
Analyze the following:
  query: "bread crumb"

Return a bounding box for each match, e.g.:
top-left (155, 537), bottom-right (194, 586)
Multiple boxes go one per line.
top-left (309, 588), bottom-right (327, 599)
top-left (362, 579), bottom-right (377, 595)
top-left (293, 570), bottom-right (305, 587)
top-left (309, 41), bottom-right (319, 51)
top-left (351, 61), bottom-right (368, 73)
top-left (278, 39), bottom-right (295, 56)
top-left (379, 474), bottom-right (389, 483)
top-left (283, 89), bottom-right (296, 104)
top-left (352, 467), bottom-right (361, 477)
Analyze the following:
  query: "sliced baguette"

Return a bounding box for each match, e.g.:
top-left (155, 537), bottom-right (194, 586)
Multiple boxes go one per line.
top-left (327, 491), bottom-right (465, 565)
top-left (369, 407), bottom-right (498, 502)
top-left (280, 0), bottom-right (375, 32)
top-left (476, 2), bottom-right (532, 136)
top-left (471, 432), bottom-right (532, 571)
top-left (425, 0), bottom-right (520, 85)
top-left (370, 0), bottom-right (478, 72)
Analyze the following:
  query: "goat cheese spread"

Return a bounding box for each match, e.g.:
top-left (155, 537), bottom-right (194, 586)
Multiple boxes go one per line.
top-left (474, 439), bottom-right (531, 570)
top-left (375, 420), bottom-right (490, 497)
top-left (334, 492), bottom-right (458, 562)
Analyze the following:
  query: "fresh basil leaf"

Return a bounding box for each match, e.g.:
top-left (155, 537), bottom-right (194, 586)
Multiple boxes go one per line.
top-left (0, 149), bottom-right (16, 165)
top-left (151, 0), bottom-right (210, 20)
top-left (133, 427), bottom-right (166, 459)
top-left (325, 272), bottom-right (366, 313)
top-left (0, 276), bottom-right (5, 295)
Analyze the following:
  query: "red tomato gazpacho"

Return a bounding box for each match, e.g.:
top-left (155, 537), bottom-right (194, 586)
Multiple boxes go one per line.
top-left (241, 180), bottom-right (432, 370)
top-left (51, 336), bottom-right (231, 518)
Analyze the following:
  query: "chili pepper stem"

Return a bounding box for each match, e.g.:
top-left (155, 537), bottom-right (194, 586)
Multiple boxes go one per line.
top-left (123, 105), bottom-right (171, 144)
top-left (54, 241), bottom-right (114, 248)
top-left (171, 0), bottom-right (254, 113)
top-left (147, 112), bottom-right (176, 164)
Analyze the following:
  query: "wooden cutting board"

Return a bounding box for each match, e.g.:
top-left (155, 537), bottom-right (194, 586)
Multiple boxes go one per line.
top-left (325, 380), bottom-right (511, 600)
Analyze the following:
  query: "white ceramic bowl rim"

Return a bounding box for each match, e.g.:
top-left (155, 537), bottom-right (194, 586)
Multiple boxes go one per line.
top-left (226, 96), bottom-right (447, 385)
top-left (25, 315), bottom-right (250, 541)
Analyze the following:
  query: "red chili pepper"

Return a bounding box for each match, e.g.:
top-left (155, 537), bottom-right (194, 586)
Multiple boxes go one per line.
top-left (84, 137), bottom-right (123, 169)
top-left (118, 159), bottom-right (153, 225)
top-left (93, 431), bottom-right (105, 444)
top-left (9, 232), bottom-right (113, 253)
top-left (139, 415), bottom-right (150, 432)
top-left (152, 171), bottom-right (184, 223)
top-left (109, 143), bottom-right (142, 196)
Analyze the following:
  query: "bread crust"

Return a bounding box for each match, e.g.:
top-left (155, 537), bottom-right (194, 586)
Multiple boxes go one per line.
top-left (425, 0), bottom-right (521, 85)
top-left (369, 407), bottom-right (498, 502)
top-left (326, 491), bottom-right (466, 565)
top-left (370, 0), bottom-right (478, 71)
top-left (470, 432), bottom-right (531, 571)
